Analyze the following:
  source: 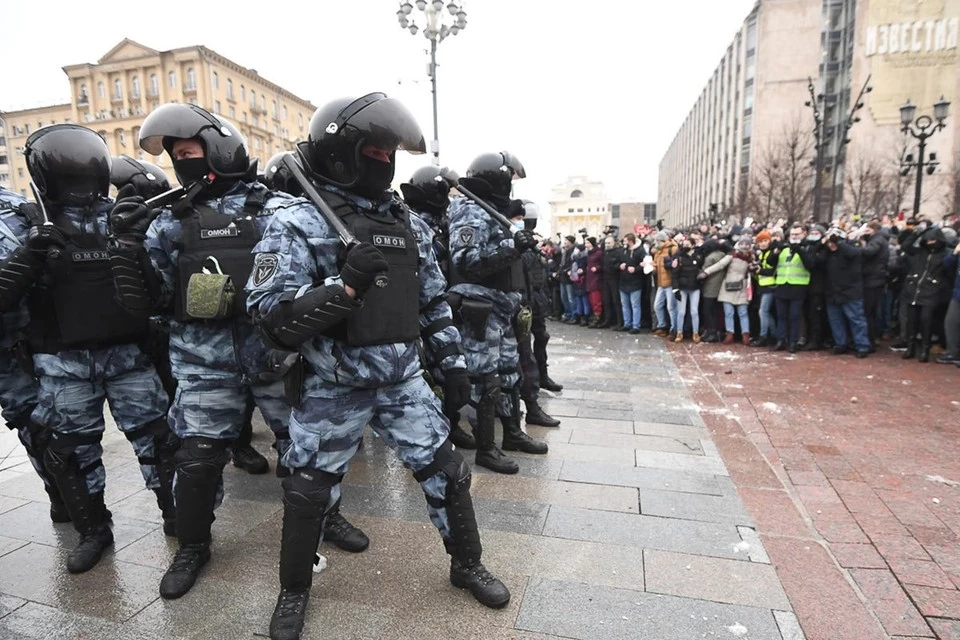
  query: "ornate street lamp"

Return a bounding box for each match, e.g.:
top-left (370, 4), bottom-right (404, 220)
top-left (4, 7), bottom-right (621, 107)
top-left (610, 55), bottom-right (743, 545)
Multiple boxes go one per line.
top-left (900, 96), bottom-right (951, 214)
top-left (397, 0), bottom-right (468, 164)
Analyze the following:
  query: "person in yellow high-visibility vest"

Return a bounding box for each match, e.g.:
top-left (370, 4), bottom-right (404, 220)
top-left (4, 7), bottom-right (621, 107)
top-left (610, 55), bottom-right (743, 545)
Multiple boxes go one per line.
top-left (750, 230), bottom-right (778, 346)
top-left (772, 224), bottom-right (817, 352)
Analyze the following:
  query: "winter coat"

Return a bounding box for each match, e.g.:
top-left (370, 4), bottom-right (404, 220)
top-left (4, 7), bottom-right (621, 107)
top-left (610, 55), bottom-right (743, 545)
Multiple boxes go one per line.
top-left (601, 246), bottom-right (622, 283)
top-left (618, 244), bottom-right (647, 293)
top-left (569, 246), bottom-right (587, 294)
top-left (944, 252), bottom-right (960, 303)
top-left (652, 241), bottom-right (678, 288)
top-left (902, 228), bottom-right (950, 307)
top-left (772, 243), bottom-right (816, 301)
top-left (712, 253), bottom-right (752, 306)
top-left (824, 242), bottom-right (864, 304)
top-left (805, 241), bottom-right (828, 295)
top-left (558, 246), bottom-right (574, 284)
top-left (585, 247), bottom-right (603, 292)
top-left (669, 248), bottom-right (704, 291)
top-left (701, 248), bottom-right (728, 299)
top-left (860, 232), bottom-right (890, 290)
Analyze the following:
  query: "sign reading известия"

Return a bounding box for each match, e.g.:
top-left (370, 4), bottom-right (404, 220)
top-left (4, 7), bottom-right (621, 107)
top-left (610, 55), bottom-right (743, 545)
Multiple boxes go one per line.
top-left (865, 17), bottom-right (959, 56)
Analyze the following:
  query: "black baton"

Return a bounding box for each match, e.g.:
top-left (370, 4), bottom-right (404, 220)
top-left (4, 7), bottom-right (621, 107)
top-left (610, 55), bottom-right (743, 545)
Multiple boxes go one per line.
top-left (452, 180), bottom-right (514, 232)
top-left (28, 182), bottom-right (62, 261)
top-left (279, 152), bottom-right (389, 288)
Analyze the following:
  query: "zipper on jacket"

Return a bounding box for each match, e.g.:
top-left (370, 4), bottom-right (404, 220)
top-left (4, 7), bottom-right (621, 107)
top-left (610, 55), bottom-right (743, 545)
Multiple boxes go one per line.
top-left (230, 322), bottom-right (248, 385)
top-left (912, 254), bottom-right (933, 306)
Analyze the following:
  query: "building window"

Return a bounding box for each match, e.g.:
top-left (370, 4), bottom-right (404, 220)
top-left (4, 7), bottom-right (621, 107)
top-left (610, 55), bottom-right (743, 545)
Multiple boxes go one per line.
top-left (131, 76), bottom-right (140, 98)
top-left (272, 100), bottom-right (278, 118)
top-left (298, 113), bottom-right (303, 129)
top-left (577, 208), bottom-right (583, 212)
top-left (242, 112), bottom-right (248, 123)
top-left (116, 129), bottom-right (126, 147)
top-left (226, 79), bottom-right (234, 100)
top-left (79, 84), bottom-right (89, 103)
top-left (250, 90), bottom-right (256, 107)
top-left (186, 68), bottom-right (196, 90)
top-left (570, 189), bottom-right (583, 198)
top-left (567, 208), bottom-right (574, 213)
top-left (240, 85), bottom-right (246, 100)
top-left (150, 74), bottom-right (159, 96)
top-left (214, 101), bottom-right (221, 113)
top-left (282, 105), bottom-right (288, 121)
top-left (211, 71), bottom-right (219, 89)
top-left (253, 137), bottom-right (261, 151)
top-left (261, 95), bottom-right (266, 110)
top-left (228, 106), bottom-right (236, 119)
top-left (18, 168), bottom-right (24, 178)
top-left (97, 81), bottom-right (106, 98)
top-left (168, 71), bottom-right (176, 88)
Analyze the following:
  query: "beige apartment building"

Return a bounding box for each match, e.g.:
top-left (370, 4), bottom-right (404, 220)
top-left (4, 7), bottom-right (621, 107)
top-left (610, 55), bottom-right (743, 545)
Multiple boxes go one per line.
top-left (548, 176), bottom-right (611, 238)
top-left (0, 39), bottom-right (316, 197)
top-left (658, 0), bottom-right (960, 227)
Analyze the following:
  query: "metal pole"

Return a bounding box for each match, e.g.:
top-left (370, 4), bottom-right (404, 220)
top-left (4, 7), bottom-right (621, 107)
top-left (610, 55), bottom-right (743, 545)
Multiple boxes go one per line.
top-left (914, 133), bottom-right (925, 214)
top-left (430, 38), bottom-right (440, 165)
top-left (813, 138), bottom-right (825, 222)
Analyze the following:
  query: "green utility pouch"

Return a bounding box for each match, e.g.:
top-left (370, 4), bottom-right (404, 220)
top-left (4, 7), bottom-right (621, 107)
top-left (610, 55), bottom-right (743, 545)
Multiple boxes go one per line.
top-left (185, 257), bottom-right (235, 320)
top-left (515, 304), bottom-right (533, 338)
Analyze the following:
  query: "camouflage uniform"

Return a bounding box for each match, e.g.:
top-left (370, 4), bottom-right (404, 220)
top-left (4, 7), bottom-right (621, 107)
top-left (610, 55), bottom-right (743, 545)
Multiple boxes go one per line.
top-left (247, 186), bottom-right (464, 532)
top-left (0, 197), bottom-right (169, 499)
top-left (0, 189), bottom-right (61, 507)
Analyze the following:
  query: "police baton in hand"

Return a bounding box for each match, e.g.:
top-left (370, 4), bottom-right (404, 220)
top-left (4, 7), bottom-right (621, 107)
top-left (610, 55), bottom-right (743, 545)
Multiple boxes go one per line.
top-left (28, 182), bottom-right (62, 261)
top-left (451, 177), bottom-right (514, 232)
top-left (279, 152), bottom-right (389, 288)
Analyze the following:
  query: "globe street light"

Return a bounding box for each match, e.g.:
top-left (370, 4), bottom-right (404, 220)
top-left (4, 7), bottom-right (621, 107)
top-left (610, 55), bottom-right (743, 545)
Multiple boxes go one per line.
top-left (900, 96), bottom-right (951, 215)
top-left (397, 0), bottom-right (468, 165)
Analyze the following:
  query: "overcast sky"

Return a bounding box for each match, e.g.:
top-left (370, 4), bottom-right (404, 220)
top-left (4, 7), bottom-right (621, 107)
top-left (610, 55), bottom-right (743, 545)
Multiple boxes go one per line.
top-left (0, 0), bottom-right (757, 208)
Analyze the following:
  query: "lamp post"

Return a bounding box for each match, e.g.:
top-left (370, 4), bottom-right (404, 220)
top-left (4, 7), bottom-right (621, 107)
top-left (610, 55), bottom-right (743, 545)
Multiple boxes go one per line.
top-left (825, 75), bottom-right (872, 218)
top-left (805, 77), bottom-right (828, 222)
top-left (900, 96), bottom-right (951, 215)
top-left (396, 0), bottom-right (468, 165)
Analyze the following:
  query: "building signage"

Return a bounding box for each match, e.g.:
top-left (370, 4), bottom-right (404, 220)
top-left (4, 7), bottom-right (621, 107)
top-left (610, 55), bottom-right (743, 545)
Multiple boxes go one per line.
top-left (865, 17), bottom-right (959, 56)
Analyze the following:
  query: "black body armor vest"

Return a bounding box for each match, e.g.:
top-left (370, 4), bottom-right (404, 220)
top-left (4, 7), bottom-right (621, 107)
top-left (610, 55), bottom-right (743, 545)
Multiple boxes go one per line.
top-left (173, 193), bottom-right (263, 322)
top-left (323, 192), bottom-right (420, 347)
top-left (523, 250), bottom-right (546, 290)
top-left (28, 225), bottom-right (147, 354)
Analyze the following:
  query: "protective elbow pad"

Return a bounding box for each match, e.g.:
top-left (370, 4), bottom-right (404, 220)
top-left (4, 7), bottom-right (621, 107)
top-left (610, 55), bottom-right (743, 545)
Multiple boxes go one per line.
top-left (260, 284), bottom-right (359, 350)
top-left (0, 246), bottom-right (41, 312)
top-left (109, 244), bottom-right (160, 315)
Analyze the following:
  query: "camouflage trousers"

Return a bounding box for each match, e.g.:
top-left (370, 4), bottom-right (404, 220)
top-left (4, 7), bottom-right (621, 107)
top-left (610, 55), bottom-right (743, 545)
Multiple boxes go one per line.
top-left (283, 374), bottom-right (452, 538)
top-left (33, 345), bottom-right (169, 494)
top-left (0, 349), bottom-right (51, 490)
top-left (168, 375), bottom-right (292, 509)
top-left (457, 299), bottom-right (521, 418)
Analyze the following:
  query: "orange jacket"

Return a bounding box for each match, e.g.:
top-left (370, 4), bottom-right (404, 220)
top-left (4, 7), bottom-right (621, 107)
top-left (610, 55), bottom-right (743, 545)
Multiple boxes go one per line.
top-left (653, 241), bottom-right (678, 287)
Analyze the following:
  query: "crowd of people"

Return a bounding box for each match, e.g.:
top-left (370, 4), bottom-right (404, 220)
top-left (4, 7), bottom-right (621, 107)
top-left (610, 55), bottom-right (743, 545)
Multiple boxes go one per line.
top-left (539, 216), bottom-right (960, 363)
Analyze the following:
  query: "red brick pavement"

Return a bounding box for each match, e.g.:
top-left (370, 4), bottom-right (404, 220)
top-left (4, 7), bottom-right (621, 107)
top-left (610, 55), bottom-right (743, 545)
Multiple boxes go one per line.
top-left (672, 341), bottom-right (960, 640)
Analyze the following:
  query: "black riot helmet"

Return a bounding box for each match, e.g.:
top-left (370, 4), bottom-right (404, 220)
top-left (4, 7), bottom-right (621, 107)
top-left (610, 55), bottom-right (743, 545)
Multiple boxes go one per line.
top-left (521, 199), bottom-right (539, 231)
top-left (110, 155), bottom-right (171, 199)
top-left (262, 152), bottom-right (303, 196)
top-left (301, 92), bottom-right (426, 197)
top-left (139, 103), bottom-right (250, 186)
top-left (24, 124), bottom-right (111, 206)
top-left (399, 165), bottom-right (458, 213)
top-left (465, 151), bottom-right (526, 198)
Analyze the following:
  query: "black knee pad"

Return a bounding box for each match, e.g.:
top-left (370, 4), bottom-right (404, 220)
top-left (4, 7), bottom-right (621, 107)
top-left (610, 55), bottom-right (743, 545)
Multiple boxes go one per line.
top-left (175, 436), bottom-right (230, 480)
top-left (413, 440), bottom-right (471, 493)
top-left (281, 469), bottom-right (342, 511)
top-left (476, 374), bottom-right (501, 409)
top-left (43, 431), bottom-right (104, 479)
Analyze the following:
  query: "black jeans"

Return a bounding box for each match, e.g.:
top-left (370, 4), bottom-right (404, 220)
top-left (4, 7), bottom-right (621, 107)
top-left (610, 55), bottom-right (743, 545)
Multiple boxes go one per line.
top-left (601, 277), bottom-right (623, 326)
top-left (905, 303), bottom-right (936, 347)
top-left (775, 296), bottom-right (804, 345)
top-left (863, 285), bottom-right (884, 344)
top-left (805, 292), bottom-right (827, 346)
top-left (701, 296), bottom-right (720, 333)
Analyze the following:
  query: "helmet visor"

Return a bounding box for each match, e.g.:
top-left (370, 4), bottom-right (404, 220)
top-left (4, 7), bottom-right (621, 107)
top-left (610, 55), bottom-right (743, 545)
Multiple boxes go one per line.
top-left (502, 151), bottom-right (526, 179)
top-left (139, 103), bottom-right (226, 156)
top-left (343, 97), bottom-right (426, 154)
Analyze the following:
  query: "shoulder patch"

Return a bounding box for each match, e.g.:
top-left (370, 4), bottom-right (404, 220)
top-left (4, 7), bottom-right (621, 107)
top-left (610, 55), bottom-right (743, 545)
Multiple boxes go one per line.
top-left (458, 227), bottom-right (476, 245)
top-left (252, 252), bottom-right (280, 287)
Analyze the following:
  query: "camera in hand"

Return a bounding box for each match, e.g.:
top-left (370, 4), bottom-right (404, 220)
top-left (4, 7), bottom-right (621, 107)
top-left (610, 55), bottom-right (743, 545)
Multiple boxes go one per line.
top-left (578, 227), bottom-right (588, 235)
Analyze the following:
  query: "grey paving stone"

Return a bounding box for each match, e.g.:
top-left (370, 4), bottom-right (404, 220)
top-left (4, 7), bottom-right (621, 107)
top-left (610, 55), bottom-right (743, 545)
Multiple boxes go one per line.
top-left (737, 526), bottom-right (772, 564)
top-left (0, 594), bottom-right (25, 620)
top-left (516, 577), bottom-right (784, 640)
top-left (643, 549), bottom-right (791, 610)
top-left (635, 407), bottom-right (702, 426)
top-left (0, 501), bottom-right (156, 551)
top-left (774, 610), bottom-right (808, 640)
top-left (0, 544), bottom-right (163, 623)
top-left (640, 488), bottom-right (755, 526)
top-left (635, 450), bottom-right (730, 476)
top-left (0, 496), bottom-right (26, 516)
top-left (632, 420), bottom-right (709, 441)
top-left (538, 400), bottom-right (580, 417)
top-left (542, 506), bottom-right (744, 558)
top-left (559, 460), bottom-right (725, 495)
top-left (0, 535), bottom-right (27, 559)
top-left (570, 430), bottom-right (704, 455)
top-left (471, 455), bottom-right (564, 480)
top-left (0, 602), bottom-right (163, 640)
top-left (540, 442), bottom-right (636, 465)
top-left (548, 416), bottom-right (635, 434)
top-left (578, 407), bottom-right (636, 421)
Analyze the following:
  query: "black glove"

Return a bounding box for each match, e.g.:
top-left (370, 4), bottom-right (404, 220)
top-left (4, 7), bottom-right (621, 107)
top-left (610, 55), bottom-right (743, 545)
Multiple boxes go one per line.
top-left (109, 184), bottom-right (156, 238)
top-left (513, 229), bottom-right (537, 251)
top-left (26, 224), bottom-right (67, 257)
top-left (673, 289), bottom-right (682, 301)
top-left (442, 367), bottom-right (471, 413)
top-left (340, 242), bottom-right (389, 295)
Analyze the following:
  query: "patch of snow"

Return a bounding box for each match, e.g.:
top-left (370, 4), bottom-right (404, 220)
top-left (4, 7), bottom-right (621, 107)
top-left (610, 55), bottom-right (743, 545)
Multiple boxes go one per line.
top-left (733, 541), bottom-right (751, 554)
top-left (708, 351), bottom-right (741, 361)
top-left (761, 402), bottom-right (781, 413)
top-left (726, 384), bottom-right (744, 389)
top-left (927, 475), bottom-right (960, 487)
top-left (727, 623), bottom-right (749, 636)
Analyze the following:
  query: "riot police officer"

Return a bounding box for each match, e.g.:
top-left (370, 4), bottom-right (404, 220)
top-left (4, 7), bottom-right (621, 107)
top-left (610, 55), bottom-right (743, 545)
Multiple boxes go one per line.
top-left (509, 201), bottom-right (560, 427)
top-left (0, 188), bottom-right (68, 523)
top-left (447, 152), bottom-right (548, 475)
top-left (106, 104), bottom-right (311, 599)
top-left (0, 125), bottom-right (173, 574)
top-left (400, 165), bottom-right (477, 450)
top-left (247, 93), bottom-right (506, 640)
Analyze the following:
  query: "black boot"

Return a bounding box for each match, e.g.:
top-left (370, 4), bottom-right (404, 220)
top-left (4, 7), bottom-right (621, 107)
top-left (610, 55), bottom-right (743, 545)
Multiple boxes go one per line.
top-left (902, 342), bottom-right (917, 359)
top-left (447, 416), bottom-right (477, 450)
top-left (501, 418), bottom-right (548, 454)
top-left (160, 438), bottom-right (228, 599)
top-left (154, 488), bottom-right (177, 537)
top-left (524, 400), bottom-right (560, 427)
top-left (271, 471), bottom-right (329, 640)
top-left (474, 391), bottom-right (518, 475)
top-left (770, 341), bottom-right (787, 352)
top-left (323, 499), bottom-right (369, 553)
top-left (919, 345), bottom-right (931, 363)
top-left (538, 367), bottom-right (563, 392)
top-left (43, 446), bottom-right (114, 573)
top-left (46, 487), bottom-right (71, 523)
top-left (232, 444), bottom-right (269, 474)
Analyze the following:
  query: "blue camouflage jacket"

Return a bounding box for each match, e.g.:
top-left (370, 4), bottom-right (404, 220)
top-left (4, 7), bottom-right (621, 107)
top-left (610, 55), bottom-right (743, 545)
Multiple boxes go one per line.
top-left (145, 181), bottom-right (304, 382)
top-left (0, 189), bottom-right (31, 346)
top-left (246, 185), bottom-right (465, 389)
top-left (447, 196), bottom-right (521, 314)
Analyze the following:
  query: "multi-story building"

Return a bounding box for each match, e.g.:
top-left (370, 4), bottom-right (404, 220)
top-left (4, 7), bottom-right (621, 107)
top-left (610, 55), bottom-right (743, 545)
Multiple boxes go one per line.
top-left (547, 176), bottom-right (610, 238)
top-left (658, 0), bottom-right (960, 227)
top-left (609, 202), bottom-right (657, 235)
top-left (0, 38), bottom-right (316, 197)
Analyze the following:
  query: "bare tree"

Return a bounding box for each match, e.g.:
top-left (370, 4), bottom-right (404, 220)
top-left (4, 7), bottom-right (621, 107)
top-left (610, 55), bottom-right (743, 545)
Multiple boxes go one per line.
top-left (745, 120), bottom-right (815, 224)
top-left (844, 152), bottom-right (884, 219)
